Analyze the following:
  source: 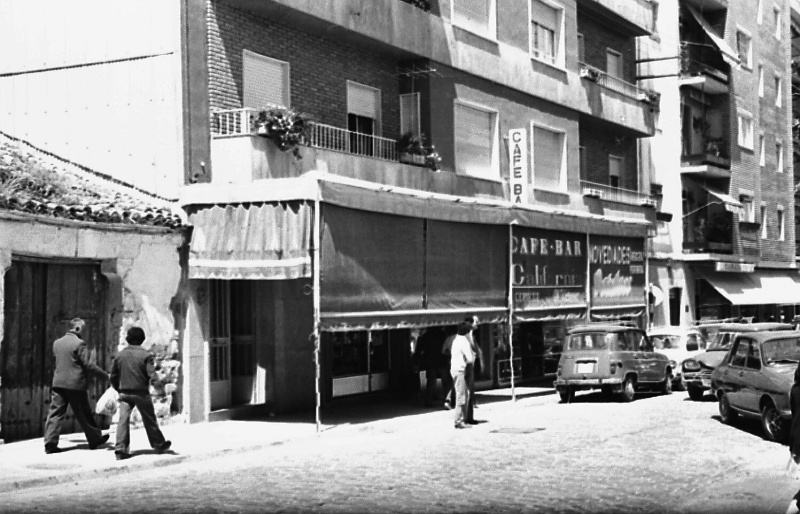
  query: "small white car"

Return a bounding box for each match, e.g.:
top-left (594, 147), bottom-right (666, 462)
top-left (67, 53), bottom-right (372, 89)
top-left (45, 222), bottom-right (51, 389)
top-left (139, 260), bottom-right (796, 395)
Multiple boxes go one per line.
top-left (646, 326), bottom-right (708, 390)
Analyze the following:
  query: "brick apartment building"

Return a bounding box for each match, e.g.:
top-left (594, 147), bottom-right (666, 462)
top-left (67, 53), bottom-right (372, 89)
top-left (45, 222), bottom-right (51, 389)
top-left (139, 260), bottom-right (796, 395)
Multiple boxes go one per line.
top-left (639, 0), bottom-right (799, 327)
top-left (1, 0), bottom-right (661, 426)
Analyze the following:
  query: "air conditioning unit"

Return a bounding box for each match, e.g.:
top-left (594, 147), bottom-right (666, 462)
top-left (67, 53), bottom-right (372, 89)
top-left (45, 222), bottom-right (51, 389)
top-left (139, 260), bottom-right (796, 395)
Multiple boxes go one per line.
top-left (582, 187), bottom-right (604, 199)
top-left (640, 198), bottom-right (658, 208)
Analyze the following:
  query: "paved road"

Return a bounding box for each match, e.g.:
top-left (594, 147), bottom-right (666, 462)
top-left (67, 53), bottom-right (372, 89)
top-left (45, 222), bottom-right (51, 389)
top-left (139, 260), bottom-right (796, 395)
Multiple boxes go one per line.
top-left (1, 389), bottom-right (797, 513)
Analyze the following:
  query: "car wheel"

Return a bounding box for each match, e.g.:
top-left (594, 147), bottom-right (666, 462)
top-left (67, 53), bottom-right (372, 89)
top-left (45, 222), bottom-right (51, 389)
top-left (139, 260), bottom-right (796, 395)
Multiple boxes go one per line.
top-left (719, 392), bottom-right (738, 424)
top-left (620, 377), bottom-right (635, 402)
top-left (761, 402), bottom-right (788, 442)
top-left (660, 372), bottom-right (673, 395)
top-left (688, 386), bottom-right (704, 402)
top-left (558, 388), bottom-right (575, 404)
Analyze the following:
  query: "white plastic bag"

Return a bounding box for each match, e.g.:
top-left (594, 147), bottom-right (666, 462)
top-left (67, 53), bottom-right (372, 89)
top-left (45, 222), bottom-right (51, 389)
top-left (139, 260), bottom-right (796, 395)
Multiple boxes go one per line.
top-left (95, 386), bottom-right (119, 416)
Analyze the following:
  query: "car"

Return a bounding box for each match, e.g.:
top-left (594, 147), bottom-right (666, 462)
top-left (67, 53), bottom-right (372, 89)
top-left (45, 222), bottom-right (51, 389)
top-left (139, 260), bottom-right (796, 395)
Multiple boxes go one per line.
top-left (554, 324), bottom-right (673, 403)
top-left (680, 322), bottom-right (793, 401)
top-left (647, 326), bottom-right (708, 390)
top-left (710, 330), bottom-right (800, 442)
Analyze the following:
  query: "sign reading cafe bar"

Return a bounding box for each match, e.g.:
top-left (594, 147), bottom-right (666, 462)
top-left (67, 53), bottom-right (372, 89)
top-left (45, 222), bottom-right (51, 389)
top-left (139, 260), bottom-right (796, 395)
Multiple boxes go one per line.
top-left (511, 227), bottom-right (586, 311)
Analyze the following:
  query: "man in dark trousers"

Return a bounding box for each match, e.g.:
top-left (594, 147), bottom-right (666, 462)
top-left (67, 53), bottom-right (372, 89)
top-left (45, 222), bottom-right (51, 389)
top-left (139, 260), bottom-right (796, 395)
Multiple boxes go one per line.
top-left (110, 326), bottom-right (171, 460)
top-left (43, 318), bottom-right (110, 454)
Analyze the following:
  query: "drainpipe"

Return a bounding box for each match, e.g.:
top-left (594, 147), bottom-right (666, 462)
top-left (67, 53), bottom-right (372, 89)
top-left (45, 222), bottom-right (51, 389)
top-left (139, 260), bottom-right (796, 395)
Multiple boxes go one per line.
top-left (508, 222), bottom-right (516, 402)
top-left (313, 198), bottom-right (322, 433)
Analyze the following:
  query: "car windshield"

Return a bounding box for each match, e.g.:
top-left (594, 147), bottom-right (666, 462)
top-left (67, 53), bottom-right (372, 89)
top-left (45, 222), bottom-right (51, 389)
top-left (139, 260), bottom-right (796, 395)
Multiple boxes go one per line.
top-left (651, 335), bottom-right (680, 350)
top-left (707, 332), bottom-right (737, 352)
top-left (567, 332), bottom-right (616, 351)
top-left (762, 337), bottom-right (800, 364)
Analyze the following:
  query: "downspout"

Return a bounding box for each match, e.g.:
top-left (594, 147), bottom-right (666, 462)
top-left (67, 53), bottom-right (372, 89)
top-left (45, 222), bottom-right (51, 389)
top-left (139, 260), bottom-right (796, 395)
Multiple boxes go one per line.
top-left (508, 223), bottom-right (516, 402)
top-left (313, 198), bottom-right (322, 433)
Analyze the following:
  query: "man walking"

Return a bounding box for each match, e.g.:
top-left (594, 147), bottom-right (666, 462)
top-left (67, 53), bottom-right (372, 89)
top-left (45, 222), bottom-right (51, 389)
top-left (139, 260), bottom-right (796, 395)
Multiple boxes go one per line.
top-left (450, 321), bottom-right (475, 429)
top-left (43, 318), bottom-right (110, 454)
top-left (464, 315), bottom-right (484, 424)
top-left (110, 326), bottom-right (171, 460)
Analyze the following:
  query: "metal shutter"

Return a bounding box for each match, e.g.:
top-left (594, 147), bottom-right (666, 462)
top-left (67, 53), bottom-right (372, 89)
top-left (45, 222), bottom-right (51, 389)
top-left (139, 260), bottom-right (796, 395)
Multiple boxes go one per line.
top-left (455, 103), bottom-right (494, 178)
top-left (533, 126), bottom-right (564, 190)
top-left (347, 81), bottom-right (380, 120)
top-left (453, 0), bottom-right (491, 31)
top-left (243, 50), bottom-right (289, 109)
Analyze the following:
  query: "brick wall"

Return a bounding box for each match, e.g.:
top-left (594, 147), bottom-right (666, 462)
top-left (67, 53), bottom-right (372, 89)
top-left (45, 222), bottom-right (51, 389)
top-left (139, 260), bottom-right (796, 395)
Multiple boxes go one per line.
top-left (579, 123), bottom-right (638, 190)
top-left (577, 11), bottom-right (636, 83)
top-left (207, 1), bottom-right (401, 138)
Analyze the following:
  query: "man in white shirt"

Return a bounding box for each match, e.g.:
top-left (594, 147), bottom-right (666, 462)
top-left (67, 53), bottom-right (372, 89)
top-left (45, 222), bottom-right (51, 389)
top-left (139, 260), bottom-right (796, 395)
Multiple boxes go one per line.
top-left (450, 321), bottom-right (475, 429)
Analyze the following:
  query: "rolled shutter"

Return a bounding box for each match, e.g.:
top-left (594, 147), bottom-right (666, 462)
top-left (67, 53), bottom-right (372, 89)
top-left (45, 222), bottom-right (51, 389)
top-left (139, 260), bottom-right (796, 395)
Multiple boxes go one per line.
top-left (243, 50), bottom-right (289, 108)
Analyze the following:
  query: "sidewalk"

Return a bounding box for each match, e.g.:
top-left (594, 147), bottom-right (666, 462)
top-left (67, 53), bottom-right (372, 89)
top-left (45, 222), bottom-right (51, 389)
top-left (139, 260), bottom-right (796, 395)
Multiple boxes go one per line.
top-left (0, 386), bottom-right (555, 494)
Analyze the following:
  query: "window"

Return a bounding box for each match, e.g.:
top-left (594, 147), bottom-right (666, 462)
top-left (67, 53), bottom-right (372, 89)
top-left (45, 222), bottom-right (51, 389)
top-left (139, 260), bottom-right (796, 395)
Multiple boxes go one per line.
top-left (746, 341), bottom-right (762, 370)
top-left (531, 124), bottom-right (566, 191)
top-left (399, 93), bottom-right (421, 139)
top-left (577, 33), bottom-right (585, 62)
top-left (606, 49), bottom-right (623, 78)
top-left (776, 142), bottom-right (784, 172)
top-left (759, 134), bottom-right (766, 166)
top-left (741, 197), bottom-right (755, 223)
top-left (609, 155), bottom-right (623, 188)
top-left (242, 50), bottom-right (290, 108)
top-left (775, 6), bottom-right (782, 39)
top-left (454, 101), bottom-right (498, 179)
top-left (347, 81), bottom-right (381, 156)
top-left (757, 0), bottom-right (764, 24)
top-left (530, 0), bottom-right (563, 66)
top-left (758, 66), bottom-right (764, 97)
top-left (736, 29), bottom-right (752, 68)
top-left (453, 0), bottom-right (497, 39)
top-left (775, 76), bottom-right (783, 107)
top-left (731, 339), bottom-right (749, 367)
top-left (737, 109), bottom-right (754, 149)
top-left (761, 205), bottom-right (768, 239)
top-left (778, 207), bottom-right (785, 241)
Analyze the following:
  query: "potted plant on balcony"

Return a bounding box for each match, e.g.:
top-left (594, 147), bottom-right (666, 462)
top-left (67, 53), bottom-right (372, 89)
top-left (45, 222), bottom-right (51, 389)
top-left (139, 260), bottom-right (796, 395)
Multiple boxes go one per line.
top-left (398, 132), bottom-right (441, 171)
top-left (251, 106), bottom-right (312, 159)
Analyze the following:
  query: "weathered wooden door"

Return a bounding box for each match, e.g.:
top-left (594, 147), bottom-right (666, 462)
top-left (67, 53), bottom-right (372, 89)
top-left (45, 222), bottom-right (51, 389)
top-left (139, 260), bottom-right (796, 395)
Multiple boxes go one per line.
top-left (1, 259), bottom-right (107, 442)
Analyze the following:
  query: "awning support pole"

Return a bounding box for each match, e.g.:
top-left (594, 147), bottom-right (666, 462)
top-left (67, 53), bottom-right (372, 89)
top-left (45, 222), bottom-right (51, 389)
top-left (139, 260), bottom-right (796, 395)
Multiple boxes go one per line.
top-left (313, 198), bottom-right (322, 433)
top-left (508, 223), bottom-right (516, 402)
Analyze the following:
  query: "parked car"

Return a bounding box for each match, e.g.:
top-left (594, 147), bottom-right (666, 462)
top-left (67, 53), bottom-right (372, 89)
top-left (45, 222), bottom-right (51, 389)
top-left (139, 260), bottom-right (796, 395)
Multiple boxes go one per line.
top-left (711, 330), bottom-right (800, 442)
top-left (554, 324), bottom-right (673, 403)
top-left (681, 322), bottom-right (793, 401)
top-left (647, 326), bottom-right (707, 390)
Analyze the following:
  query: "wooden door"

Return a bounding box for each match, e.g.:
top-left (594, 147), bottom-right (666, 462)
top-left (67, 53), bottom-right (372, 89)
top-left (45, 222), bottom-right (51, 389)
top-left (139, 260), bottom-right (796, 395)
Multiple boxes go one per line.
top-left (1, 259), bottom-right (107, 442)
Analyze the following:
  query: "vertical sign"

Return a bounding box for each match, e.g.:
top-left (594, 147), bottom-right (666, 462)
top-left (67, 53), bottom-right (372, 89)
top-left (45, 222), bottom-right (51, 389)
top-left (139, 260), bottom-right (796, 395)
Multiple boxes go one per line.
top-left (508, 128), bottom-right (528, 204)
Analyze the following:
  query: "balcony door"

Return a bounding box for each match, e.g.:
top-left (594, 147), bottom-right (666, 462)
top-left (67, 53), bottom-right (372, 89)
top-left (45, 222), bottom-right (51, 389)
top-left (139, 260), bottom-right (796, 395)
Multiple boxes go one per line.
top-left (347, 81), bottom-right (381, 157)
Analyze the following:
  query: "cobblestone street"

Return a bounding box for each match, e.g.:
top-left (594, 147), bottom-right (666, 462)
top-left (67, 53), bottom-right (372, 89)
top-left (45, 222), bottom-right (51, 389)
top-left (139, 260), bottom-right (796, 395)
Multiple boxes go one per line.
top-left (1, 389), bottom-right (798, 513)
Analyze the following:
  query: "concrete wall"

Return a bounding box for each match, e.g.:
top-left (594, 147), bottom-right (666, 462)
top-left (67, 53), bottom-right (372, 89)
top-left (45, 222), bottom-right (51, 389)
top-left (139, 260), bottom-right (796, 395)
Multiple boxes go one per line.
top-left (0, 0), bottom-right (185, 200)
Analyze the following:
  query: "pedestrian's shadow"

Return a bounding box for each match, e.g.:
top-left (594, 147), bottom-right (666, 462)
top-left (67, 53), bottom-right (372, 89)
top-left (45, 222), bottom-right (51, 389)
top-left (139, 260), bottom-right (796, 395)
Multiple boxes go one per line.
top-left (129, 449), bottom-right (178, 458)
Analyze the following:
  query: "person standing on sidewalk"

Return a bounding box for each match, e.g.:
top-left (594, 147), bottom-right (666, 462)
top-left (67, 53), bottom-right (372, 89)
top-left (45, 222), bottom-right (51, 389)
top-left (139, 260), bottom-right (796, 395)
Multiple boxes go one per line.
top-left (450, 321), bottom-right (475, 429)
top-left (785, 362), bottom-right (800, 514)
top-left (43, 318), bottom-right (110, 454)
top-left (110, 326), bottom-right (171, 460)
top-left (464, 315), bottom-right (484, 424)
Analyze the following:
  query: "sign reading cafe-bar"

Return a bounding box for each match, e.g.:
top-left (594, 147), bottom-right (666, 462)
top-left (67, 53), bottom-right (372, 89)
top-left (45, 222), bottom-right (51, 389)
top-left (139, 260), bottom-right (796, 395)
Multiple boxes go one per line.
top-left (512, 227), bottom-right (586, 311)
top-left (508, 128), bottom-right (529, 204)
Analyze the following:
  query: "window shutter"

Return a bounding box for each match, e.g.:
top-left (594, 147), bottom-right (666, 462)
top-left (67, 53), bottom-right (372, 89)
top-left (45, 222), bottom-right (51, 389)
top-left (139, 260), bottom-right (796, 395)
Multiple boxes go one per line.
top-left (347, 81), bottom-right (380, 120)
top-left (453, 0), bottom-right (491, 30)
top-left (400, 93), bottom-right (421, 138)
top-left (243, 50), bottom-right (289, 108)
top-left (531, 0), bottom-right (558, 30)
top-left (533, 126), bottom-right (563, 190)
top-left (455, 103), bottom-right (494, 178)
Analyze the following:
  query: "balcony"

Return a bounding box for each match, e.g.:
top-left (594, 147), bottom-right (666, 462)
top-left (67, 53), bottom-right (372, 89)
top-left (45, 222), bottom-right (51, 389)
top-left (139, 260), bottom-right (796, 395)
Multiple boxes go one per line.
top-left (577, 0), bottom-right (655, 36)
top-left (683, 211), bottom-right (734, 255)
top-left (580, 180), bottom-right (656, 207)
top-left (739, 222), bottom-right (762, 261)
top-left (209, 108), bottom-right (504, 199)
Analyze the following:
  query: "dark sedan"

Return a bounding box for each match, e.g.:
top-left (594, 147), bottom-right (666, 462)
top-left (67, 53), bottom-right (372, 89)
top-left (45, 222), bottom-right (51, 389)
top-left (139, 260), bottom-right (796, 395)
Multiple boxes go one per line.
top-left (710, 330), bottom-right (800, 442)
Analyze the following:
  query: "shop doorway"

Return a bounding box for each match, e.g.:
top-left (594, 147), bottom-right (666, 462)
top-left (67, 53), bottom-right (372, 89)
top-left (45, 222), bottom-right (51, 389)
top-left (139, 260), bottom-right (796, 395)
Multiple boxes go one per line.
top-left (1, 258), bottom-right (107, 442)
top-left (328, 330), bottom-right (392, 397)
top-left (669, 287), bottom-right (681, 326)
top-left (209, 280), bottom-right (256, 411)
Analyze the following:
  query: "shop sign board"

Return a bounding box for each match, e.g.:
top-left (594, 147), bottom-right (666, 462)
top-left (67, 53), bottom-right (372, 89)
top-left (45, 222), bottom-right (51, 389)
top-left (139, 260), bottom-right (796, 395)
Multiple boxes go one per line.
top-left (589, 235), bottom-right (646, 307)
top-left (508, 128), bottom-right (529, 204)
top-left (511, 226), bottom-right (586, 310)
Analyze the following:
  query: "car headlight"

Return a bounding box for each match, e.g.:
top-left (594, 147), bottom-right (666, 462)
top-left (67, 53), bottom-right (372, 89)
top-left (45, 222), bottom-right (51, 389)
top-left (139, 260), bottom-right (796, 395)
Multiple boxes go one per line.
top-left (683, 359), bottom-right (701, 372)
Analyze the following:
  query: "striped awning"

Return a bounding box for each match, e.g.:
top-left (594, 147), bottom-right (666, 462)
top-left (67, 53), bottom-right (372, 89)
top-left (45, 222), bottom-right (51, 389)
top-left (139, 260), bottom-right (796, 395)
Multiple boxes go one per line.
top-left (188, 202), bottom-right (312, 280)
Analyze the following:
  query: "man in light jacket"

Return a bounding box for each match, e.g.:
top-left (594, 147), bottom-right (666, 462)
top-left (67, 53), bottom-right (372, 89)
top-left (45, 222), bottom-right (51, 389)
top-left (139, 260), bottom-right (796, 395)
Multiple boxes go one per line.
top-left (43, 318), bottom-right (110, 454)
top-left (450, 321), bottom-right (475, 429)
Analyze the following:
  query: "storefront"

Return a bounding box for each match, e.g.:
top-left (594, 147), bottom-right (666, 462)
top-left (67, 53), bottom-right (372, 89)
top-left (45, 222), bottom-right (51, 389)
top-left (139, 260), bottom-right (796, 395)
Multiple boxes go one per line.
top-left (696, 268), bottom-right (800, 323)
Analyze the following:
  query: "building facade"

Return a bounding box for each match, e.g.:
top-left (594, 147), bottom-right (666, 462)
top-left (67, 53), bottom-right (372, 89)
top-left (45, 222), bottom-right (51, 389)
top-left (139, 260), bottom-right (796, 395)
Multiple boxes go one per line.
top-left (2, 0), bottom-right (661, 424)
top-left (639, 0), bottom-right (799, 328)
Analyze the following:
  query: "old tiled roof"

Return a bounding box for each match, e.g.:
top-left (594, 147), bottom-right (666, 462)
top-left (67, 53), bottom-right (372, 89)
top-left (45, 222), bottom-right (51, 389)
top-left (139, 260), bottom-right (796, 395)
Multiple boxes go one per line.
top-left (0, 135), bottom-right (184, 229)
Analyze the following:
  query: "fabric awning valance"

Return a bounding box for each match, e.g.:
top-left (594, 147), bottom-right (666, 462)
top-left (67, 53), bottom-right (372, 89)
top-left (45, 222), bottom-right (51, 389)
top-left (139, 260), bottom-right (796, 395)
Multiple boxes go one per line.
top-left (686, 5), bottom-right (741, 67)
top-left (514, 306), bottom-right (587, 323)
top-left (589, 305), bottom-right (646, 322)
top-left (701, 270), bottom-right (800, 306)
top-left (188, 202), bottom-right (312, 280)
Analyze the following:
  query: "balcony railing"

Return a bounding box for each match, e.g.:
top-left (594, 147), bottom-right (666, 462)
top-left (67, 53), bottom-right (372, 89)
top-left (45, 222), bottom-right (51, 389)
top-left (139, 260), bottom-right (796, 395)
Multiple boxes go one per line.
top-left (211, 108), bottom-right (399, 162)
top-left (579, 63), bottom-right (656, 103)
top-left (580, 180), bottom-right (655, 207)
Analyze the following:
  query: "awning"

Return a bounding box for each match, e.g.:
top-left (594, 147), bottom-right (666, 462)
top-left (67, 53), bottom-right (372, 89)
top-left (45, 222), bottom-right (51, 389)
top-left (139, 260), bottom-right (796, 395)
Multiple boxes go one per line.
top-left (590, 305), bottom-right (646, 322)
top-left (188, 202), bottom-right (312, 280)
top-left (514, 306), bottom-right (587, 323)
top-left (320, 308), bottom-right (508, 332)
top-left (701, 270), bottom-right (800, 306)
top-left (687, 5), bottom-right (741, 67)
top-left (699, 183), bottom-right (743, 216)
